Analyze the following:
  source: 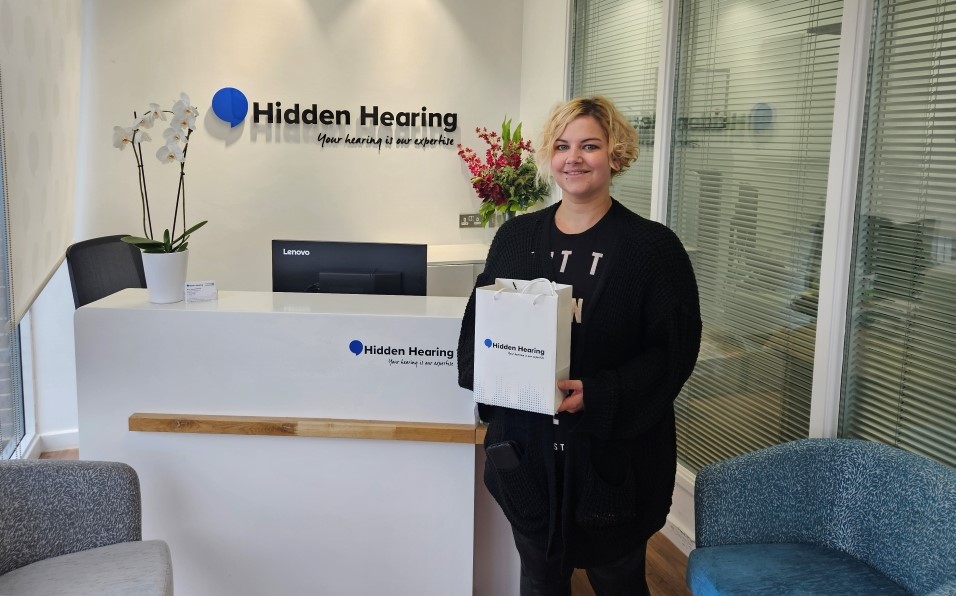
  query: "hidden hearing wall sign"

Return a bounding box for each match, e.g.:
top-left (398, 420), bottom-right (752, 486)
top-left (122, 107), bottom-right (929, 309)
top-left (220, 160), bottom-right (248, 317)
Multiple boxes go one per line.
top-left (210, 86), bottom-right (458, 152)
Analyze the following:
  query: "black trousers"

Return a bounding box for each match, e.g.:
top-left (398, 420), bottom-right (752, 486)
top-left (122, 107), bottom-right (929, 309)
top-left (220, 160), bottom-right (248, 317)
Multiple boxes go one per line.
top-left (512, 527), bottom-right (651, 596)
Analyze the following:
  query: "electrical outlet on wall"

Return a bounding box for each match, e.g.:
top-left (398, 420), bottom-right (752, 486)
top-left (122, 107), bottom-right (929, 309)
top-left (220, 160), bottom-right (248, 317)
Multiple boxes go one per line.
top-left (459, 213), bottom-right (483, 228)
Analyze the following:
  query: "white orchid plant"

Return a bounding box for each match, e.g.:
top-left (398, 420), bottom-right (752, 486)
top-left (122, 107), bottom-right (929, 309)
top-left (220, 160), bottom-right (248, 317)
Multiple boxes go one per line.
top-left (113, 93), bottom-right (207, 253)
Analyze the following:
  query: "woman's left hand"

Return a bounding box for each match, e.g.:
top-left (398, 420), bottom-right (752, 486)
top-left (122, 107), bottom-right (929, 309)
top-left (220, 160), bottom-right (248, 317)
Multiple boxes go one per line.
top-left (556, 379), bottom-right (584, 413)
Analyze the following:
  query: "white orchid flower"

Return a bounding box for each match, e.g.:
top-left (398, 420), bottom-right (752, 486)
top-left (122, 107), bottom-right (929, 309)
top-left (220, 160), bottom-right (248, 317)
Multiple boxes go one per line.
top-left (132, 113), bottom-right (154, 129)
top-left (173, 114), bottom-right (197, 131)
top-left (163, 126), bottom-right (187, 145)
top-left (112, 126), bottom-right (135, 149)
top-left (148, 103), bottom-right (167, 123)
top-left (155, 142), bottom-right (185, 164)
top-left (173, 92), bottom-right (199, 120)
top-left (133, 129), bottom-right (151, 143)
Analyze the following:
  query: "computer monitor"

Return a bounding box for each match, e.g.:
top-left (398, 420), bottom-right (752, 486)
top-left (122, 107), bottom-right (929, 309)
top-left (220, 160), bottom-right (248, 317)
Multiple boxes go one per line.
top-left (271, 240), bottom-right (427, 296)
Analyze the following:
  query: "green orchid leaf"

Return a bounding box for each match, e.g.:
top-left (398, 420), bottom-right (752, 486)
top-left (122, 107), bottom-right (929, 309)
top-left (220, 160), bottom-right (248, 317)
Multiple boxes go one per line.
top-left (162, 229), bottom-right (173, 252)
top-left (501, 118), bottom-right (511, 150)
top-left (120, 236), bottom-right (164, 250)
top-left (171, 220), bottom-right (208, 244)
top-left (513, 122), bottom-right (522, 145)
top-left (170, 234), bottom-right (190, 252)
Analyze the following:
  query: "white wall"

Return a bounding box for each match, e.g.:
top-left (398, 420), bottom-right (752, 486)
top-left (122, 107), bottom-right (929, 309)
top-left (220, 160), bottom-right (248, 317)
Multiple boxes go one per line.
top-left (76, 0), bottom-right (532, 292)
top-left (24, 261), bottom-right (77, 451)
top-left (29, 0), bottom-right (571, 448)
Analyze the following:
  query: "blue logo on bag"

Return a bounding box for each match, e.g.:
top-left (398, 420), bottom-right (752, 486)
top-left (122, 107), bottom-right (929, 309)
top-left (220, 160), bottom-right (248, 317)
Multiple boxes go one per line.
top-left (211, 87), bottom-right (249, 127)
top-left (349, 340), bottom-right (364, 356)
top-left (486, 339), bottom-right (546, 358)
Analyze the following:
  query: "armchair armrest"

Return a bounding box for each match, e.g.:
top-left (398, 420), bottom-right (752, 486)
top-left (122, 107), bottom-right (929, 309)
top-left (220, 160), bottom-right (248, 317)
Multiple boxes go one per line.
top-left (0, 460), bottom-right (142, 575)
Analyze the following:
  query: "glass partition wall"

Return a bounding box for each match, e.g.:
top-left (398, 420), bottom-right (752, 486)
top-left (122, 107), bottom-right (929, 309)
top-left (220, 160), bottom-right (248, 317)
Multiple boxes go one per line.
top-left (0, 67), bottom-right (25, 459)
top-left (840, 0), bottom-right (956, 468)
top-left (570, 0), bottom-right (663, 218)
top-left (667, 0), bottom-right (843, 471)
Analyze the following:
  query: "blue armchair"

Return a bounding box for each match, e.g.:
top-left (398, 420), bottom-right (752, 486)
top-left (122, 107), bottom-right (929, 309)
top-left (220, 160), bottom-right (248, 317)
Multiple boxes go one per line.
top-left (0, 460), bottom-right (172, 595)
top-left (687, 438), bottom-right (956, 595)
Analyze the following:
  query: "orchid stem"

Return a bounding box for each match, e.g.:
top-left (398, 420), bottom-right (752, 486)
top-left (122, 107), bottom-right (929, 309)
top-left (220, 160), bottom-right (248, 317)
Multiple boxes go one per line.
top-left (172, 131), bottom-right (191, 243)
top-left (132, 111), bottom-right (154, 240)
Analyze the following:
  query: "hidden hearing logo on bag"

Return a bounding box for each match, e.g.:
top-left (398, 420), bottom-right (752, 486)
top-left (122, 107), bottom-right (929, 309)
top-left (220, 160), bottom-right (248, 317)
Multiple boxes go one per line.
top-left (483, 338), bottom-right (546, 359)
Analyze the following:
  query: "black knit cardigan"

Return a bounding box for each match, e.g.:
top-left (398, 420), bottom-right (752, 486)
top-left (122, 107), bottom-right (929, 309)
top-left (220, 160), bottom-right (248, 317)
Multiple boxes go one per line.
top-left (458, 200), bottom-right (702, 569)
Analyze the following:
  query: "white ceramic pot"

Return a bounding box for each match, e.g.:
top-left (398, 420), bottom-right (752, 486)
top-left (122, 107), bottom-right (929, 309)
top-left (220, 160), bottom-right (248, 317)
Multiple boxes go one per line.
top-left (141, 250), bottom-right (189, 303)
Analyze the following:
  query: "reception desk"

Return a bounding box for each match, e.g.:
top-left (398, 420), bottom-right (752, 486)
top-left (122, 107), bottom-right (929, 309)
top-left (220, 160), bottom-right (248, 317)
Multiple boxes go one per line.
top-left (75, 290), bottom-right (517, 596)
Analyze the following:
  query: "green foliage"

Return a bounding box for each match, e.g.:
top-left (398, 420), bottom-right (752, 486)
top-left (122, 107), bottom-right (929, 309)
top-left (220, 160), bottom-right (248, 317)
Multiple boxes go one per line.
top-left (122, 220), bottom-right (207, 253)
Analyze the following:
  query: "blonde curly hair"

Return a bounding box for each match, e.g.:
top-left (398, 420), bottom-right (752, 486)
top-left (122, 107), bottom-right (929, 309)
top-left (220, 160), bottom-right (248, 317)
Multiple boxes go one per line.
top-left (535, 96), bottom-right (639, 185)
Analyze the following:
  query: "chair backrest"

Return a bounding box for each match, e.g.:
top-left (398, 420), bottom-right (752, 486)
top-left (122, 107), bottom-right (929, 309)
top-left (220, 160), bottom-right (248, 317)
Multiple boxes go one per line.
top-left (0, 460), bottom-right (142, 576)
top-left (65, 235), bottom-right (146, 308)
top-left (695, 438), bottom-right (956, 594)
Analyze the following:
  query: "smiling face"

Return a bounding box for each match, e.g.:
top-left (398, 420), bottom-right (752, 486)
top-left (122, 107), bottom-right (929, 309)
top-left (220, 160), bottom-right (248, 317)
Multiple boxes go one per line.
top-left (550, 115), bottom-right (617, 205)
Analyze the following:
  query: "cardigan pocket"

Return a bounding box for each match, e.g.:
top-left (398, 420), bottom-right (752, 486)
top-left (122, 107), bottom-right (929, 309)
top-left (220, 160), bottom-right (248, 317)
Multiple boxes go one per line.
top-left (574, 459), bottom-right (638, 529)
top-left (484, 453), bottom-right (549, 535)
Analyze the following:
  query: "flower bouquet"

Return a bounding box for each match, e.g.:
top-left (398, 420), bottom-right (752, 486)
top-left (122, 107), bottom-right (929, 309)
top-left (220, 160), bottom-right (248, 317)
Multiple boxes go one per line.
top-left (113, 93), bottom-right (207, 252)
top-left (457, 118), bottom-right (550, 226)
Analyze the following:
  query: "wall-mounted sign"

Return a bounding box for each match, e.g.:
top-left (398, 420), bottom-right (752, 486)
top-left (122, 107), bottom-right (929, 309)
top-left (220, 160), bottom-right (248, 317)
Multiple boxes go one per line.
top-left (210, 86), bottom-right (458, 151)
top-left (211, 87), bottom-right (249, 128)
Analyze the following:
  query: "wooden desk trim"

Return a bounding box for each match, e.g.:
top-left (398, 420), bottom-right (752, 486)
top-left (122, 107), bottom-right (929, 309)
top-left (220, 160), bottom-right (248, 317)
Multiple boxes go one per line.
top-left (129, 413), bottom-right (486, 444)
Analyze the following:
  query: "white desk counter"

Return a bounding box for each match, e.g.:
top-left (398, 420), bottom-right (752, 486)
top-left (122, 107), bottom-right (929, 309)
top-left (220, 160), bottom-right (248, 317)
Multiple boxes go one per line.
top-left (75, 289), bottom-right (516, 596)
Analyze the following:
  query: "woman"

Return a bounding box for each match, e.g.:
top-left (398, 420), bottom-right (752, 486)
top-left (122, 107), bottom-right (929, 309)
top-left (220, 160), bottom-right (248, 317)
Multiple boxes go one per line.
top-left (458, 96), bottom-right (701, 595)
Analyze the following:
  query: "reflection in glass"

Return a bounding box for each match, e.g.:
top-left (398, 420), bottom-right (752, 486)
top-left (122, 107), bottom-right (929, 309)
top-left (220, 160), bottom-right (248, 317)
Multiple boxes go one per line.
top-left (667, 0), bottom-right (842, 471)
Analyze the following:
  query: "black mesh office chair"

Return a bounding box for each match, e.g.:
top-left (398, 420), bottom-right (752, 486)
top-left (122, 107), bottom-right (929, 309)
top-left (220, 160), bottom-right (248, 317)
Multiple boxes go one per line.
top-left (65, 235), bottom-right (146, 308)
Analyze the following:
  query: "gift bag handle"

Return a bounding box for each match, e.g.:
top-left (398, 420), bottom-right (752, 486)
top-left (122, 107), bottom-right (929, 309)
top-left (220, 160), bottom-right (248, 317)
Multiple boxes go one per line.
top-left (493, 278), bottom-right (556, 305)
top-left (517, 278), bottom-right (557, 296)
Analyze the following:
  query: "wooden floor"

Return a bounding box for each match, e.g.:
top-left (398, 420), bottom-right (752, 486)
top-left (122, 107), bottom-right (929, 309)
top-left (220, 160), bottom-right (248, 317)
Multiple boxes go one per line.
top-left (40, 448), bottom-right (690, 594)
top-left (571, 532), bottom-right (690, 596)
top-left (38, 448), bottom-right (79, 459)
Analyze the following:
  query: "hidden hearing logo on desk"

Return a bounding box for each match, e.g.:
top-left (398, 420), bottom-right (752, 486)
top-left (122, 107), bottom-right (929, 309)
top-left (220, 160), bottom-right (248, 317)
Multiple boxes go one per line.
top-left (347, 339), bottom-right (455, 368)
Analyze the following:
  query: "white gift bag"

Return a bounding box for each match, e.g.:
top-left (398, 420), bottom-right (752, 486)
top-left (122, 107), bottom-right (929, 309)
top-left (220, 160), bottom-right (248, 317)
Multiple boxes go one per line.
top-left (473, 278), bottom-right (573, 415)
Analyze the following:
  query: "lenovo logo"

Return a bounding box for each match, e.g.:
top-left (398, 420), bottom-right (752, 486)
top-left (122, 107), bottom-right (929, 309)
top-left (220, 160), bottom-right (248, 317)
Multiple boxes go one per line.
top-left (282, 249), bottom-right (310, 256)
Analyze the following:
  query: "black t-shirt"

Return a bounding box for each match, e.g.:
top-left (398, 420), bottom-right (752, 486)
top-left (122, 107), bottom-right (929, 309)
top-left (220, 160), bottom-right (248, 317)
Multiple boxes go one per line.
top-left (548, 212), bottom-right (613, 473)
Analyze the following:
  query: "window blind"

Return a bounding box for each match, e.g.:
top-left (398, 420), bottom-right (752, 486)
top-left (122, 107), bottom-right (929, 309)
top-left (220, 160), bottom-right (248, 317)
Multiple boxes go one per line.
top-left (0, 68), bottom-right (25, 459)
top-left (840, 0), bottom-right (956, 468)
top-left (0, 0), bottom-right (82, 324)
top-left (667, 0), bottom-right (843, 472)
top-left (570, 0), bottom-right (663, 218)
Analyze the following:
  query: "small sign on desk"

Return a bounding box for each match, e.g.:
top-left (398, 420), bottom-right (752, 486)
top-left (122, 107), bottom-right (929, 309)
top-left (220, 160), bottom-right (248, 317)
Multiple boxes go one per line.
top-left (185, 281), bottom-right (218, 302)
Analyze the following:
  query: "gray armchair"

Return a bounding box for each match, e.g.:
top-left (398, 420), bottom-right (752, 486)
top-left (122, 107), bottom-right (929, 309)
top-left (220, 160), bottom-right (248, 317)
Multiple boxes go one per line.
top-left (0, 460), bottom-right (172, 595)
